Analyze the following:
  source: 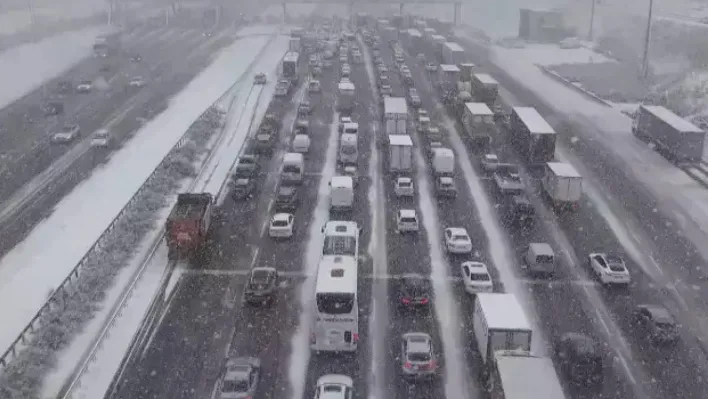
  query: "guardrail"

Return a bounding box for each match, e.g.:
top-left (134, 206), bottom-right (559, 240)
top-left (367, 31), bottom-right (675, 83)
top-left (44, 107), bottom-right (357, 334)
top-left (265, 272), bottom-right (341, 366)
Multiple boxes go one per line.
top-left (58, 33), bottom-right (279, 399)
top-left (0, 30), bottom-right (280, 371)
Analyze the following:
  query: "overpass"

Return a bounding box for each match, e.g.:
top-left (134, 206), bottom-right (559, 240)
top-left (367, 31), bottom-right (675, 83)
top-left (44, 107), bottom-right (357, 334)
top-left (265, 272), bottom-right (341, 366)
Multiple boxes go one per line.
top-left (279, 0), bottom-right (462, 25)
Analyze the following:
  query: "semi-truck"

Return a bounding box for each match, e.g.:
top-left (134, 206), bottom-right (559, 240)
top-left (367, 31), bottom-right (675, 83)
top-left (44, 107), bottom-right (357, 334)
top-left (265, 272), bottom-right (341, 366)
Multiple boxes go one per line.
top-left (431, 147), bottom-right (455, 177)
top-left (462, 102), bottom-right (495, 149)
top-left (542, 162), bottom-right (583, 211)
top-left (384, 97), bottom-right (408, 135)
top-left (632, 104), bottom-right (706, 162)
top-left (442, 41), bottom-right (465, 65)
top-left (165, 193), bottom-right (214, 260)
top-left (282, 51), bottom-right (300, 84)
top-left (509, 106), bottom-right (556, 165)
top-left (472, 293), bottom-right (533, 367)
top-left (470, 73), bottom-right (499, 107)
top-left (289, 37), bottom-right (301, 52)
top-left (337, 81), bottom-right (356, 113)
top-left (438, 64), bottom-right (461, 104)
top-left (388, 134), bottom-right (413, 173)
top-left (407, 29), bottom-right (423, 54)
top-left (488, 351), bottom-right (566, 399)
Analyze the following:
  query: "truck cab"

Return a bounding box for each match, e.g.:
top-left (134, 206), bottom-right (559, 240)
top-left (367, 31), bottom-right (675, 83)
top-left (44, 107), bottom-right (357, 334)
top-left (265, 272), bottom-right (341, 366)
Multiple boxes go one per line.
top-left (165, 193), bottom-right (214, 260)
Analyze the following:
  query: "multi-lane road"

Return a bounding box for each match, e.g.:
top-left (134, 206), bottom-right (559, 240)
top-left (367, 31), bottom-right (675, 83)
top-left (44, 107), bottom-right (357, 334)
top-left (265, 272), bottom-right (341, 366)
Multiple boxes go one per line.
top-left (91, 14), bottom-right (708, 399)
top-left (0, 16), bottom-right (240, 255)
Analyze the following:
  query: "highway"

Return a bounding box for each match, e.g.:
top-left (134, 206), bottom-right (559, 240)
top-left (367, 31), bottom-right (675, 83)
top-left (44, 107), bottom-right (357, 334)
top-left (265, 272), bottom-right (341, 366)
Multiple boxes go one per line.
top-left (0, 17), bottom-right (237, 255)
top-left (91, 13), bottom-right (708, 399)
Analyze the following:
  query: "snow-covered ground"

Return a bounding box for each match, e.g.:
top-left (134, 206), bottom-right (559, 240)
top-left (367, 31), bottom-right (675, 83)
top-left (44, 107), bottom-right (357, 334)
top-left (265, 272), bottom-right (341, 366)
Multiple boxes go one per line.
top-left (0, 0), bottom-right (107, 37)
top-left (0, 30), bottom-right (274, 357)
top-left (51, 32), bottom-right (289, 398)
top-left (0, 25), bottom-right (109, 111)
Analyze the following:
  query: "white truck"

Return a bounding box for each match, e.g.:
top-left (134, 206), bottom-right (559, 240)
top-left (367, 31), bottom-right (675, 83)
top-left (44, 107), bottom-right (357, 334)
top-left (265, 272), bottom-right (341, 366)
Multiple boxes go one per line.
top-left (388, 134), bottom-right (413, 173)
top-left (473, 293), bottom-right (533, 366)
top-left (337, 81), bottom-right (356, 112)
top-left (442, 41), bottom-right (466, 65)
top-left (541, 162), bottom-right (583, 211)
top-left (632, 104), bottom-right (706, 162)
top-left (384, 97), bottom-right (408, 135)
top-left (289, 37), bottom-right (301, 52)
top-left (462, 102), bottom-right (495, 149)
top-left (489, 351), bottom-right (566, 399)
top-left (329, 176), bottom-right (354, 212)
top-left (431, 147), bottom-right (455, 177)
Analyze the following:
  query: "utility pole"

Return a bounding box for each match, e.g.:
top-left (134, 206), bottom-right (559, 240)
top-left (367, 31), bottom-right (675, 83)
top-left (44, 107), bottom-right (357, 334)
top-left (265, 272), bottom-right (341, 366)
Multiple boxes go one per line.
top-left (587, 0), bottom-right (596, 41)
top-left (26, 0), bottom-right (35, 26)
top-left (641, 0), bottom-right (654, 79)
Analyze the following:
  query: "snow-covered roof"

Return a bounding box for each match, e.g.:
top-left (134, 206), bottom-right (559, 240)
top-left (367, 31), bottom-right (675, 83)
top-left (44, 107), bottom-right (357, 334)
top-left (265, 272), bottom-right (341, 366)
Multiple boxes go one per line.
top-left (283, 152), bottom-right (304, 163)
top-left (512, 107), bottom-right (555, 134)
top-left (547, 162), bottom-right (581, 178)
top-left (384, 97), bottom-right (407, 114)
top-left (642, 105), bottom-right (703, 133)
top-left (443, 42), bottom-right (464, 52)
top-left (474, 73), bottom-right (498, 86)
top-left (475, 293), bottom-right (532, 331)
top-left (323, 220), bottom-right (358, 237)
top-left (388, 134), bottom-right (413, 146)
top-left (284, 51), bottom-right (299, 62)
top-left (440, 64), bottom-right (460, 72)
top-left (494, 354), bottom-right (566, 399)
top-left (431, 34), bottom-right (446, 42)
top-left (407, 28), bottom-right (422, 37)
top-left (424, 28), bottom-right (436, 33)
top-left (315, 255), bottom-right (357, 294)
top-left (433, 147), bottom-right (454, 157)
top-left (399, 209), bottom-right (417, 218)
top-left (465, 102), bottom-right (494, 116)
top-left (338, 81), bottom-right (355, 91)
top-left (331, 175), bottom-right (353, 188)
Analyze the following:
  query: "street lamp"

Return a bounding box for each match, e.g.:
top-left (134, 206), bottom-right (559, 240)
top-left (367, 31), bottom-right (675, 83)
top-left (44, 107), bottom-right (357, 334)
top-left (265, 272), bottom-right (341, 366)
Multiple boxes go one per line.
top-left (641, 0), bottom-right (654, 79)
top-left (588, 0), bottom-right (596, 41)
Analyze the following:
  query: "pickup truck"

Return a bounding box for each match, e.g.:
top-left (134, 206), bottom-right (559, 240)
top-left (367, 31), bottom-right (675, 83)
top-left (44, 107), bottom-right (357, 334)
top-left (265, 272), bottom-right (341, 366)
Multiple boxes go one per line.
top-left (165, 193), bottom-right (213, 260)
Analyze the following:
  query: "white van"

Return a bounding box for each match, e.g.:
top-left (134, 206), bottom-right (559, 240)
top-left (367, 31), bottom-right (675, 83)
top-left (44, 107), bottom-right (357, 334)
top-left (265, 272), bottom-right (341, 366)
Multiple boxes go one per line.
top-left (329, 176), bottom-right (354, 211)
top-left (339, 133), bottom-right (358, 164)
top-left (342, 122), bottom-right (359, 135)
top-left (292, 134), bottom-right (311, 153)
top-left (281, 152), bottom-right (304, 184)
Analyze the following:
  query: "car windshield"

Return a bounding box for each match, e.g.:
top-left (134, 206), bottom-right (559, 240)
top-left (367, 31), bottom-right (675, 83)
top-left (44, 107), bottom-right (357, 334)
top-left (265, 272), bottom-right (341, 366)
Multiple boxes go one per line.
top-left (469, 272), bottom-right (491, 281)
top-left (453, 234), bottom-right (468, 241)
top-left (222, 379), bottom-right (249, 393)
top-left (408, 352), bottom-right (431, 362)
top-left (272, 219), bottom-right (289, 227)
top-left (62, 126), bottom-right (74, 132)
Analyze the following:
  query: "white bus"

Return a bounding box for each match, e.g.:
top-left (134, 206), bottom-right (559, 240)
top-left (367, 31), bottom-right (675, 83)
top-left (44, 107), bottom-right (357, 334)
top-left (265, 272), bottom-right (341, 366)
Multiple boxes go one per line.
top-left (336, 81), bottom-right (356, 112)
top-left (321, 220), bottom-right (360, 262)
top-left (311, 255), bottom-right (359, 352)
top-left (283, 51), bottom-right (300, 84)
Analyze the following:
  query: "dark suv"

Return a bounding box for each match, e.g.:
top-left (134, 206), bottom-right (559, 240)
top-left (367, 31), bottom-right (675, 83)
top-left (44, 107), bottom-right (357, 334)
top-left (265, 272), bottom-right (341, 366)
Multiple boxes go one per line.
top-left (244, 267), bottom-right (279, 306)
top-left (555, 333), bottom-right (604, 387)
top-left (275, 185), bottom-right (299, 211)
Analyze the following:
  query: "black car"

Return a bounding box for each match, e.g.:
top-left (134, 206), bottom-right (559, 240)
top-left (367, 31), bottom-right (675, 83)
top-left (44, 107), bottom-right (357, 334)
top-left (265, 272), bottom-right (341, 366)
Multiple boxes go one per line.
top-left (232, 177), bottom-right (255, 200)
top-left (234, 154), bottom-right (261, 177)
top-left (130, 54), bottom-right (142, 62)
top-left (634, 304), bottom-right (679, 344)
top-left (275, 185), bottom-right (299, 211)
top-left (435, 177), bottom-right (457, 198)
top-left (398, 274), bottom-right (432, 308)
top-left (555, 333), bottom-right (604, 387)
top-left (244, 267), bottom-right (279, 305)
top-left (501, 194), bottom-right (535, 227)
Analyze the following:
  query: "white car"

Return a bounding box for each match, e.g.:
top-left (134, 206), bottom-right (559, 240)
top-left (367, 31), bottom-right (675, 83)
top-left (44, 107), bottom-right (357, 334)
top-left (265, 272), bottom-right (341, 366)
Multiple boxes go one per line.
top-left (396, 209), bottom-right (419, 233)
top-left (460, 261), bottom-right (494, 294)
top-left (308, 79), bottom-right (321, 93)
top-left (394, 177), bottom-right (414, 197)
top-left (90, 129), bottom-right (111, 148)
top-left (76, 80), bottom-right (93, 92)
top-left (269, 213), bottom-right (294, 238)
top-left (481, 153), bottom-right (500, 172)
top-left (425, 63), bottom-right (438, 72)
top-left (51, 124), bottom-right (80, 143)
top-left (313, 374), bottom-right (353, 399)
top-left (254, 72), bottom-right (267, 84)
top-left (444, 227), bottom-right (472, 254)
top-left (338, 116), bottom-right (353, 132)
top-left (380, 84), bottom-right (392, 96)
top-left (129, 76), bottom-right (146, 88)
top-left (588, 253), bottom-right (631, 285)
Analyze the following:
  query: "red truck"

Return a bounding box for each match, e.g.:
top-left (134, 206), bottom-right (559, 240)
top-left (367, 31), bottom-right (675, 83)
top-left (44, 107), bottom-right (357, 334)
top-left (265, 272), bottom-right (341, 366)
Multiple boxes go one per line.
top-left (166, 193), bottom-right (213, 260)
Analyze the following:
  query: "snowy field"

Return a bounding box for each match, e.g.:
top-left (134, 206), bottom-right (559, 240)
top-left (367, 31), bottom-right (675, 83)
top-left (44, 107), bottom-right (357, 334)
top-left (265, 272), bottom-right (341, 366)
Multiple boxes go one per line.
top-left (0, 25), bottom-right (109, 110)
top-left (0, 0), bottom-right (107, 37)
top-left (0, 28), bottom-right (273, 357)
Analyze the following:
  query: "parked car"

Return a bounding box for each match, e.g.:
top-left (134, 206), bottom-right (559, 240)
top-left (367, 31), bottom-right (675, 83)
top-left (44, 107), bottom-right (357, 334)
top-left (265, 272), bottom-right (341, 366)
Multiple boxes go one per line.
top-left (129, 76), bottom-right (146, 88)
top-left (76, 80), bottom-right (93, 93)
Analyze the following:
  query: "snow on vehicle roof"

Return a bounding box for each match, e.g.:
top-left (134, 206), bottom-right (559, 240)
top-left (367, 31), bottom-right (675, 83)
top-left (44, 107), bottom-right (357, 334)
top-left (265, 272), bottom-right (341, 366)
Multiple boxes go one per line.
top-left (494, 354), bottom-right (566, 399)
top-left (388, 134), bottom-right (413, 146)
top-left (443, 41), bottom-right (464, 52)
top-left (384, 97), bottom-right (407, 114)
top-left (643, 105), bottom-right (703, 133)
top-left (338, 81), bottom-right (355, 90)
top-left (440, 64), bottom-right (460, 72)
top-left (476, 293), bottom-right (532, 331)
top-left (273, 213), bottom-right (292, 221)
top-left (474, 73), bottom-right (498, 86)
top-left (512, 106), bottom-right (555, 134)
top-left (529, 242), bottom-right (554, 256)
top-left (283, 152), bottom-right (304, 163)
top-left (433, 147), bottom-right (454, 157)
top-left (399, 209), bottom-right (417, 218)
top-left (316, 374), bottom-right (353, 389)
top-left (547, 162), bottom-right (581, 178)
top-left (323, 220), bottom-right (358, 236)
top-left (407, 28), bottom-right (422, 37)
top-left (331, 175), bottom-right (353, 187)
top-left (284, 51), bottom-right (299, 62)
top-left (431, 34), bottom-right (445, 41)
top-left (465, 102), bottom-right (494, 116)
top-left (316, 255), bottom-right (357, 293)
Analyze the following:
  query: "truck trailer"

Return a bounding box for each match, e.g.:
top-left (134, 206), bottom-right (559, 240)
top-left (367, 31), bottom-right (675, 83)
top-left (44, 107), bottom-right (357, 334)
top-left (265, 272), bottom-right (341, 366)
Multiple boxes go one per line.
top-left (542, 162), bottom-right (583, 211)
top-left (488, 351), bottom-right (566, 399)
top-left (632, 104), bottom-right (706, 162)
top-left (472, 293), bottom-right (533, 367)
top-left (384, 97), bottom-right (408, 135)
top-left (166, 193), bottom-right (214, 260)
top-left (462, 102), bottom-right (495, 150)
top-left (388, 134), bottom-right (413, 173)
top-left (471, 73), bottom-right (499, 107)
top-left (282, 51), bottom-right (300, 85)
top-left (509, 106), bottom-right (556, 165)
top-left (442, 41), bottom-right (465, 65)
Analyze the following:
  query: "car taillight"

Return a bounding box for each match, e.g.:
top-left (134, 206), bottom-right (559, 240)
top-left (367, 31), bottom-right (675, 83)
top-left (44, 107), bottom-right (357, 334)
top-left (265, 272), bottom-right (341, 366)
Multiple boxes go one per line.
top-left (420, 298), bottom-right (429, 305)
top-left (310, 333), bottom-right (316, 344)
top-left (404, 362), bottom-right (413, 369)
top-left (429, 360), bottom-right (437, 368)
top-left (353, 333), bottom-right (359, 342)
top-left (401, 298), bottom-right (410, 304)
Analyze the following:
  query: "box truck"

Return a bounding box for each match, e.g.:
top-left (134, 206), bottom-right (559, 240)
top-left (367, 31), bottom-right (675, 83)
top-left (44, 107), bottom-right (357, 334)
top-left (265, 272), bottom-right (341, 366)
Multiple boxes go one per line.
top-left (384, 97), bottom-right (408, 135)
top-left (509, 106), bottom-right (556, 165)
top-left (542, 162), bottom-right (583, 211)
top-left (442, 41), bottom-right (465, 65)
top-left (473, 293), bottom-right (533, 366)
top-left (632, 104), bottom-right (706, 162)
top-left (388, 134), bottom-right (413, 173)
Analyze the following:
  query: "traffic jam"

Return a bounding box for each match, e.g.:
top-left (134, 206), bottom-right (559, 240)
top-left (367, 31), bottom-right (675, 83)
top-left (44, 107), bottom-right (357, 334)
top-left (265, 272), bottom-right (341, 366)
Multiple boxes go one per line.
top-left (122, 12), bottom-right (708, 399)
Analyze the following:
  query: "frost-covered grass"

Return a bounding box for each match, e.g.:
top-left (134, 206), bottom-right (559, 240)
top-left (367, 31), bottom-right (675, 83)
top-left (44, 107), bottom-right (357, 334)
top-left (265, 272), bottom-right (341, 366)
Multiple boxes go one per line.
top-left (0, 106), bottom-right (225, 399)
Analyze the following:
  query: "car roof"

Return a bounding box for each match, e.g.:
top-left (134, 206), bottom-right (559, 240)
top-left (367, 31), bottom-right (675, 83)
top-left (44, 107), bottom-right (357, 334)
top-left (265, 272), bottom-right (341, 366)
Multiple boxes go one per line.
top-left (398, 209), bottom-right (417, 218)
top-left (447, 227), bottom-right (468, 236)
top-left (462, 261), bottom-right (489, 274)
top-left (397, 177), bottom-right (412, 183)
top-left (403, 332), bottom-right (431, 352)
top-left (639, 304), bottom-right (674, 321)
top-left (278, 185), bottom-right (296, 194)
top-left (439, 176), bottom-right (454, 184)
top-left (273, 213), bottom-right (292, 221)
top-left (223, 357), bottom-right (253, 381)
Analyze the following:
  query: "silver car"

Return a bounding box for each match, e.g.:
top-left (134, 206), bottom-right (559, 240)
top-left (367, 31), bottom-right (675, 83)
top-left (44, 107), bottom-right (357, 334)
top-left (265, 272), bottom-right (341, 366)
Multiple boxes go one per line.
top-left (401, 332), bottom-right (438, 379)
top-left (212, 356), bottom-right (260, 399)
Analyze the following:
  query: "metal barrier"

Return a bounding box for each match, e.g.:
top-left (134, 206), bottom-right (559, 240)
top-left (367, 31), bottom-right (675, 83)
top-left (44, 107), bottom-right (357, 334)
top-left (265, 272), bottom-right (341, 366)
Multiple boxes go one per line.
top-left (0, 30), bottom-right (279, 371)
top-left (57, 33), bottom-right (279, 399)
